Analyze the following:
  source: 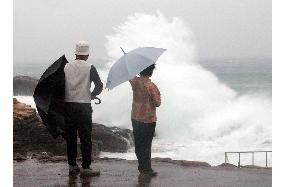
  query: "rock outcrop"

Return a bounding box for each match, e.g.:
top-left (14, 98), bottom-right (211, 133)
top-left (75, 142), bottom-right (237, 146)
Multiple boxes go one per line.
top-left (13, 76), bottom-right (38, 96)
top-left (152, 157), bottom-right (211, 167)
top-left (92, 124), bottom-right (134, 153)
top-left (13, 98), bottom-right (133, 159)
top-left (217, 163), bottom-right (238, 168)
top-left (13, 98), bottom-right (66, 156)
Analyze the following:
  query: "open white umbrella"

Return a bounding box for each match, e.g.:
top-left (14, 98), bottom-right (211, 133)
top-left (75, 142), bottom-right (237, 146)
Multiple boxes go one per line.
top-left (106, 47), bottom-right (166, 89)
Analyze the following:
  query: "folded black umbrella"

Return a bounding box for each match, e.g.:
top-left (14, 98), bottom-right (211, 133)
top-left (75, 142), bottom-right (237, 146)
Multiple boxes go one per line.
top-left (33, 55), bottom-right (68, 139)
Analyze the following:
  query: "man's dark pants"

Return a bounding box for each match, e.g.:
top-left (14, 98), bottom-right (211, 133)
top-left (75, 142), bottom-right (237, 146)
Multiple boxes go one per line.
top-left (65, 102), bottom-right (93, 169)
top-left (132, 119), bottom-right (156, 172)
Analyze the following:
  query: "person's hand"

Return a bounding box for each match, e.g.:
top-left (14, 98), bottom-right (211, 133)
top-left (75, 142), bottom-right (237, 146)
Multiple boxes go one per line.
top-left (91, 94), bottom-right (96, 100)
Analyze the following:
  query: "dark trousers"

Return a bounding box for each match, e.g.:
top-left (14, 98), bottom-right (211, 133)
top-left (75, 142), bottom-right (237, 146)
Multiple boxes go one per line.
top-left (132, 119), bottom-right (156, 172)
top-left (64, 102), bottom-right (93, 169)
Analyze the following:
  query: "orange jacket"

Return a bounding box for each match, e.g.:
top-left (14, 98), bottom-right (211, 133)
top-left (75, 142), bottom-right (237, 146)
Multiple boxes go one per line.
top-left (130, 76), bottom-right (161, 123)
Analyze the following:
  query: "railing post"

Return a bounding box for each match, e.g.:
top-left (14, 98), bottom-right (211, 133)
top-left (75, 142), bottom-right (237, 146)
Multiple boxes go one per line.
top-left (266, 152), bottom-right (268, 167)
top-left (238, 152), bottom-right (241, 168)
top-left (252, 152), bottom-right (254, 166)
top-left (225, 152), bottom-right (227, 163)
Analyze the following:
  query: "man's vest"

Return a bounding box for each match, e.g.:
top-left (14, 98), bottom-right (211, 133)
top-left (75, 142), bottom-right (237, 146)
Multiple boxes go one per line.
top-left (64, 60), bottom-right (92, 103)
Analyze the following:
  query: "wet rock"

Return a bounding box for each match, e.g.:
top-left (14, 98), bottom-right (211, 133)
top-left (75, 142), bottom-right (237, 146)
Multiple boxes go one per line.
top-left (49, 156), bottom-right (67, 162)
top-left (13, 98), bottom-right (133, 157)
top-left (30, 153), bottom-right (40, 159)
top-left (93, 140), bottom-right (103, 155)
top-left (217, 163), bottom-right (238, 168)
top-left (13, 153), bottom-right (27, 161)
top-left (108, 126), bottom-right (134, 146)
top-left (13, 98), bottom-right (67, 155)
top-left (171, 160), bottom-right (211, 167)
top-left (13, 76), bottom-right (38, 96)
top-left (35, 152), bottom-right (54, 160)
top-left (152, 157), bottom-right (173, 163)
top-left (92, 123), bottom-right (133, 153)
top-left (152, 157), bottom-right (211, 167)
top-left (97, 157), bottom-right (126, 161)
top-left (242, 165), bottom-right (268, 169)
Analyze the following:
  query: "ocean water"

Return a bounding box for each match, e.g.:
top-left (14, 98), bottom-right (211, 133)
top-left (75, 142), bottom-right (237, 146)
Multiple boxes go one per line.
top-left (14, 12), bottom-right (272, 166)
top-left (14, 58), bottom-right (272, 96)
top-left (200, 58), bottom-right (271, 97)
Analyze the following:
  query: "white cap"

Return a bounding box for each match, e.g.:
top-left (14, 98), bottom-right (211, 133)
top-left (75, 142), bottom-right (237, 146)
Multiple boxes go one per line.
top-left (75, 41), bottom-right (90, 55)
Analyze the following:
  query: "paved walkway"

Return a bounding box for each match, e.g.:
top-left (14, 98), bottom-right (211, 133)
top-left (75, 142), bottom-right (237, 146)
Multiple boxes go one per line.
top-left (14, 159), bottom-right (271, 187)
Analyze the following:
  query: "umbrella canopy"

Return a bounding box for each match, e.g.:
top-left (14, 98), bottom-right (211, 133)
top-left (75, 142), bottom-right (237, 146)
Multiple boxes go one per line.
top-left (106, 47), bottom-right (166, 89)
top-left (33, 55), bottom-right (68, 139)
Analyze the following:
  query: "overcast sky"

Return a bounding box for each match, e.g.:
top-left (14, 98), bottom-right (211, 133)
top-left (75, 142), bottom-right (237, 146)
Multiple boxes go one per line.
top-left (14, 0), bottom-right (271, 64)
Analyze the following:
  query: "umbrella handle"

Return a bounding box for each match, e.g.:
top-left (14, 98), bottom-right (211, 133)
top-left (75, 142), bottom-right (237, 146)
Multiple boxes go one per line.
top-left (94, 96), bottom-right (101, 104)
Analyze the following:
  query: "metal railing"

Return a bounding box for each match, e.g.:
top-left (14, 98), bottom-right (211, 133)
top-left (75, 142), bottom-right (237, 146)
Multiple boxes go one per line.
top-left (225, 151), bottom-right (272, 168)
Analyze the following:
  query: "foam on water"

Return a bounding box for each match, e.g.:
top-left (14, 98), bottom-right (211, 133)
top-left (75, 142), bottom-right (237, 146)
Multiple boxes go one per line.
top-left (93, 11), bottom-right (271, 165)
top-left (15, 96), bottom-right (37, 109)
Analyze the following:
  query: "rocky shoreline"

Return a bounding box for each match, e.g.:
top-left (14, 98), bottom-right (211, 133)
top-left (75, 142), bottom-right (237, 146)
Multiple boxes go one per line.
top-left (13, 98), bottom-right (134, 159)
top-left (13, 75), bottom-right (134, 159)
top-left (13, 75), bottom-right (38, 96)
top-left (13, 153), bottom-right (271, 170)
top-left (13, 95), bottom-right (216, 169)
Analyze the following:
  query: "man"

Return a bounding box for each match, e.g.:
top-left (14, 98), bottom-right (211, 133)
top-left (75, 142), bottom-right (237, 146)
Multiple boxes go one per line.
top-left (129, 64), bottom-right (161, 177)
top-left (64, 41), bottom-right (103, 176)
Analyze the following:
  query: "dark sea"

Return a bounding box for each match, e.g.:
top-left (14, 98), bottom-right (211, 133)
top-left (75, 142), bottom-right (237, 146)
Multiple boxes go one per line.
top-left (14, 58), bottom-right (272, 97)
top-left (199, 58), bottom-right (272, 97)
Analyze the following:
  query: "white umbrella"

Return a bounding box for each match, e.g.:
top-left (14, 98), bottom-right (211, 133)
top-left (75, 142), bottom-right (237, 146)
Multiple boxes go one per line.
top-left (106, 47), bottom-right (166, 89)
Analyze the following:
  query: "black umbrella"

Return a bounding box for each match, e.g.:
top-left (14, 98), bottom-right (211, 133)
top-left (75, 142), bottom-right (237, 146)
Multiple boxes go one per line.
top-left (34, 55), bottom-right (102, 139)
top-left (33, 55), bottom-right (68, 139)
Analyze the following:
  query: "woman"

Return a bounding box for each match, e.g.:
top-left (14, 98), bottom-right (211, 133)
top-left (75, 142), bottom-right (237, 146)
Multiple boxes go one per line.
top-left (129, 64), bottom-right (161, 176)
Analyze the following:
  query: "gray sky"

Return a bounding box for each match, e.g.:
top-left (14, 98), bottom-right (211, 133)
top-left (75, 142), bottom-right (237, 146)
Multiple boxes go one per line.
top-left (14, 0), bottom-right (271, 64)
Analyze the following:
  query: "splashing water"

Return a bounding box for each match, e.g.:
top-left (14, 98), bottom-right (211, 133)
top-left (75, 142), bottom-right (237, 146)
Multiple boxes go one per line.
top-left (92, 11), bottom-right (271, 165)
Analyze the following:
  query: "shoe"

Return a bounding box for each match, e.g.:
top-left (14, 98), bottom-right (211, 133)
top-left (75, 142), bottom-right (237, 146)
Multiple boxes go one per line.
top-left (80, 168), bottom-right (100, 176)
top-left (140, 170), bottom-right (158, 177)
top-left (69, 165), bottom-right (80, 175)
